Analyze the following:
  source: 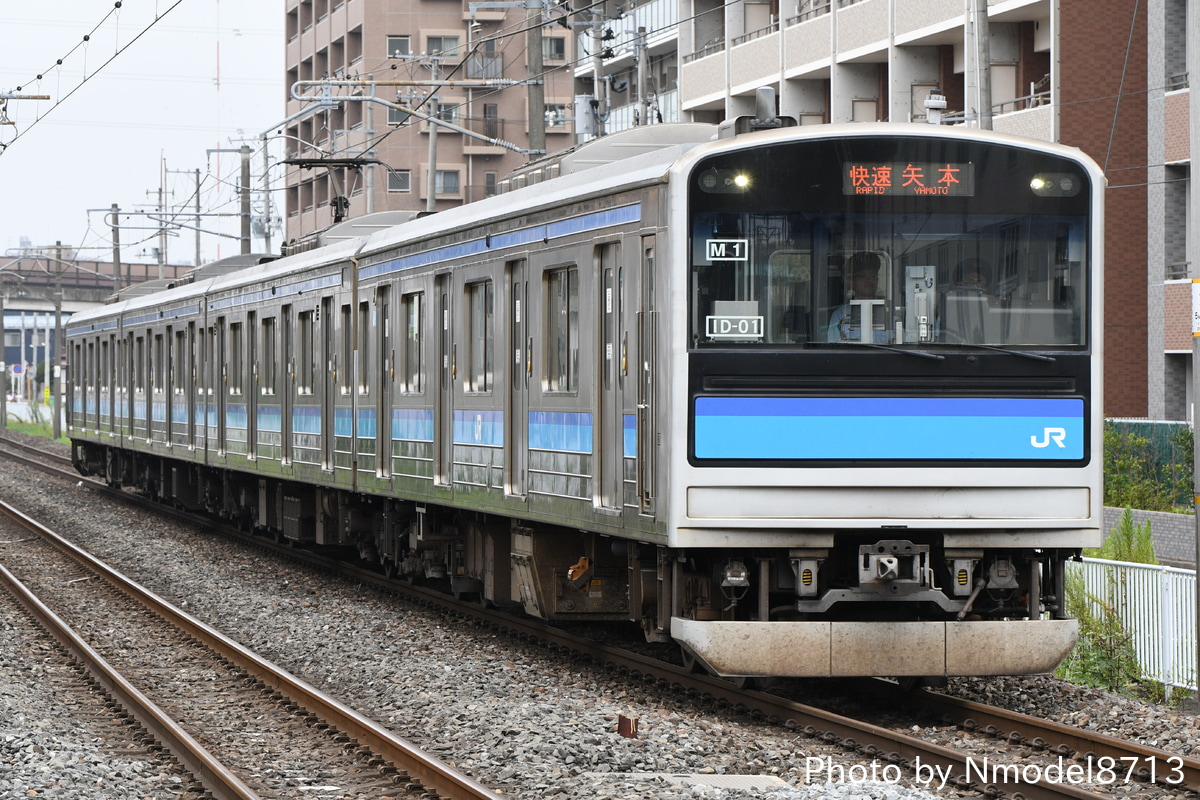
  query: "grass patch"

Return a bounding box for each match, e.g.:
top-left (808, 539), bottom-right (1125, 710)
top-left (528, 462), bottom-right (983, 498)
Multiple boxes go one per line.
top-left (3, 415), bottom-right (70, 445)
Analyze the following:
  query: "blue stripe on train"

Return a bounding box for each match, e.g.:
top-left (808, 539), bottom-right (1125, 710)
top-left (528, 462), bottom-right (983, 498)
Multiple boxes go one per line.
top-left (529, 411), bottom-right (593, 453)
top-left (694, 397), bottom-right (1085, 460)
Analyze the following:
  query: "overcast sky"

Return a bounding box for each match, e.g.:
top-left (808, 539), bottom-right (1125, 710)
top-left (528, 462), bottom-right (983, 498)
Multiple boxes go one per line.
top-left (0, 1), bottom-right (283, 268)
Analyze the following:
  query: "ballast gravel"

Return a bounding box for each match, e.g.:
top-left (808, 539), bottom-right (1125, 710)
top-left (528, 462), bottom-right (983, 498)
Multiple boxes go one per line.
top-left (1, 430), bottom-right (1196, 800)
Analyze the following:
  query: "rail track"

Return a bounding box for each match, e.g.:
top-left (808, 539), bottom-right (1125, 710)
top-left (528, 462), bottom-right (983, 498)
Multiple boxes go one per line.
top-left (3, 431), bottom-right (1197, 800)
top-left (0, 483), bottom-right (503, 800)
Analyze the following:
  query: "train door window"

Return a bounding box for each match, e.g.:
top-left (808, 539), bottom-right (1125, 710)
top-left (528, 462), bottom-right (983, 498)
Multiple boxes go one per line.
top-left (546, 267), bottom-right (579, 393)
top-left (358, 301), bottom-right (371, 395)
top-left (174, 329), bottom-right (187, 395)
top-left (132, 336), bottom-right (142, 392)
top-left (466, 280), bottom-right (493, 393)
top-left (401, 292), bottom-right (423, 393)
top-left (153, 334), bottom-right (164, 394)
top-left (229, 322), bottom-right (243, 395)
top-left (261, 317), bottom-right (277, 396)
top-left (298, 310), bottom-right (314, 395)
top-left (340, 304), bottom-right (352, 394)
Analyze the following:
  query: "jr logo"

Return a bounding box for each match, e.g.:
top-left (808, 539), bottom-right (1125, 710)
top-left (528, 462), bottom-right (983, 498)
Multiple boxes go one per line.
top-left (1031, 427), bottom-right (1067, 448)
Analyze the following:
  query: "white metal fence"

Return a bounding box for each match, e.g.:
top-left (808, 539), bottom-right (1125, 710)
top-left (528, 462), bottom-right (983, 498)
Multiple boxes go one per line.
top-left (1069, 557), bottom-right (1196, 691)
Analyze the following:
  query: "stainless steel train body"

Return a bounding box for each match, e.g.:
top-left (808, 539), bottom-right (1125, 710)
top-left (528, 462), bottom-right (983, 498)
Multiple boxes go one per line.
top-left (68, 123), bottom-right (1104, 678)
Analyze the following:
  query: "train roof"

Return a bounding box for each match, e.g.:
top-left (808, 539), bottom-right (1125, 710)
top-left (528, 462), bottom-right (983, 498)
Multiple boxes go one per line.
top-left (360, 125), bottom-right (717, 257)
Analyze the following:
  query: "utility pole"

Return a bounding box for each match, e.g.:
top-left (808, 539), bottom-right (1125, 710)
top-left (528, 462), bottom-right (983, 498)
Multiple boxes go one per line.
top-left (167, 167), bottom-right (204, 266)
top-left (238, 145), bottom-right (250, 253)
top-left (526, 0), bottom-right (546, 156)
top-left (591, 13), bottom-right (607, 137)
top-left (261, 143), bottom-right (274, 255)
top-left (426, 58), bottom-right (441, 214)
top-left (636, 26), bottom-right (650, 126)
top-left (975, 0), bottom-right (992, 129)
top-left (194, 168), bottom-right (202, 265)
top-left (965, 0), bottom-right (992, 129)
top-left (52, 242), bottom-right (63, 440)
top-left (110, 204), bottom-right (123, 292)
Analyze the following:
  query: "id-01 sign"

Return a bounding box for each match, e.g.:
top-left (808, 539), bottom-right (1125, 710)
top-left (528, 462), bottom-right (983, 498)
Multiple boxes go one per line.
top-left (706, 315), bottom-right (764, 339)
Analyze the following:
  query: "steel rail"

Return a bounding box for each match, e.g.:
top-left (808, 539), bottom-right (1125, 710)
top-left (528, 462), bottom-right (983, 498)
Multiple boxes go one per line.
top-left (0, 518), bottom-right (260, 800)
top-left (0, 497), bottom-right (504, 800)
top-left (911, 688), bottom-right (1199, 792)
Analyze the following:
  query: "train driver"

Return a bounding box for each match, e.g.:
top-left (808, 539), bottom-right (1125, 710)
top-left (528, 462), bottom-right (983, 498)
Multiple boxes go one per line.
top-left (826, 251), bottom-right (890, 343)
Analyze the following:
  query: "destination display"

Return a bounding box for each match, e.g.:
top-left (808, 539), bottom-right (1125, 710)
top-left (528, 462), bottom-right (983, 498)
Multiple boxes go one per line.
top-left (844, 161), bottom-right (975, 197)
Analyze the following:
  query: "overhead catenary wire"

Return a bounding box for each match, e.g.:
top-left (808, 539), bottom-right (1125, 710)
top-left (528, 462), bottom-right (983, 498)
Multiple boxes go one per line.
top-left (1, 0), bottom-right (186, 154)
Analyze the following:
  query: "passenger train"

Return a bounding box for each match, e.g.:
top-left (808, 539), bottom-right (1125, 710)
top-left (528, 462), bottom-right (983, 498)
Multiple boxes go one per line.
top-left (67, 116), bottom-right (1104, 678)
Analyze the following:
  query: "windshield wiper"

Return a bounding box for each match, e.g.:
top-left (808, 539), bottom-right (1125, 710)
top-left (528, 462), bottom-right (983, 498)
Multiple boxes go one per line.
top-left (837, 340), bottom-right (945, 360)
top-left (950, 341), bottom-right (1056, 362)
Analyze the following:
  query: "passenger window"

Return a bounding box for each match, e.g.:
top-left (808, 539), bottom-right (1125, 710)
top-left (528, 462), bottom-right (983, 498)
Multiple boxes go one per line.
top-left (546, 267), bottom-right (579, 393)
top-left (298, 310), bottom-right (314, 395)
top-left (229, 322), bottom-right (244, 395)
top-left (261, 317), bottom-right (277, 396)
top-left (466, 281), bottom-right (493, 393)
top-left (401, 292), bottom-right (424, 393)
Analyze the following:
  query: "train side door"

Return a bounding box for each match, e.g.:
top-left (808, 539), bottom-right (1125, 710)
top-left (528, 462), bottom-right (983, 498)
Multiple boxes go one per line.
top-left (322, 296), bottom-right (335, 470)
top-left (247, 311), bottom-right (258, 460)
top-left (434, 273), bottom-right (453, 487)
top-left (506, 259), bottom-right (528, 497)
top-left (282, 305), bottom-right (294, 466)
top-left (637, 236), bottom-right (656, 513)
top-left (187, 322), bottom-right (198, 450)
top-left (164, 326), bottom-right (175, 445)
top-left (376, 285), bottom-right (393, 478)
top-left (216, 319), bottom-right (227, 456)
top-left (597, 244), bottom-right (623, 511)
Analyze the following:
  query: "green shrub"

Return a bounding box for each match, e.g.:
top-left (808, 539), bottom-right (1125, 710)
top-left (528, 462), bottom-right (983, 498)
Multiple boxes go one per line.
top-left (1103, 421), bottom-right (1193, 513)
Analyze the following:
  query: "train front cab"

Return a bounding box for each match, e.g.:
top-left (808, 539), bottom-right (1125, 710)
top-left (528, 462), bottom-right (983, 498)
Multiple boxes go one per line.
top-left (664, 125), bottom-right (1105, 678)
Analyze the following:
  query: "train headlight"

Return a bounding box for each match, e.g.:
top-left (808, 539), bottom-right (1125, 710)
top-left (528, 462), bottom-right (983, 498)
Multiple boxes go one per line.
top-left (1029, 173), bottom-right (1081, 197)
top-left (721, 560), bottom-right (750, 588)
top-left (698, 168), bottom-right (753, 193)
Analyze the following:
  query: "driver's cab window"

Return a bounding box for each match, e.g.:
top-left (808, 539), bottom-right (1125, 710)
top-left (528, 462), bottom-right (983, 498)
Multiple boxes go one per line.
top-left (826, 251), bottom-right (890, 343)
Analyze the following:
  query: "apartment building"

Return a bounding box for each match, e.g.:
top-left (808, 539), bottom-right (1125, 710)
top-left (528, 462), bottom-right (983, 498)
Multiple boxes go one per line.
top-left (580, 0), bottom-right (1196, 420)
top-left (1147, 0), bottom-right (1195, 420)
top-left (283, 0), bottom-right (576, 242)
top-left (283, 0), bottom-right (1195, 419)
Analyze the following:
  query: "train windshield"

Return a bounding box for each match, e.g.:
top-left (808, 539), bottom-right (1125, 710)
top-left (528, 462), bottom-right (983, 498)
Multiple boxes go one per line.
top-left (688, 135), bottom-right (1092, 349)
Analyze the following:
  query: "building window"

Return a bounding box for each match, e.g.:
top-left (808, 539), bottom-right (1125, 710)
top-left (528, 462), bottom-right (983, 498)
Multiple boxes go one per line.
top-left (387, 36), bottom-right (410, 58)
top-left (466, 281), bottom-right (494, 393)
top-left (388, 169), bottom-right (411, 192)
top-left (543, 37), bottom-right (566, 61)
top-left (434, 170), bottom-right (460, 196)
top-left (545, 103), bottom-right (570, 128)
top-left (427, 35), bottom-right (459, 58)
top-left (435, 102), bottom-right (460, 126)
top-left (483, 103), bottom-right (500, 138)
top-left (388, 105), bottom-right (410, 126)
top-left (546, 267), bottom-right (578, 393)
top-left (484, 172), bottom-right (498, 197)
